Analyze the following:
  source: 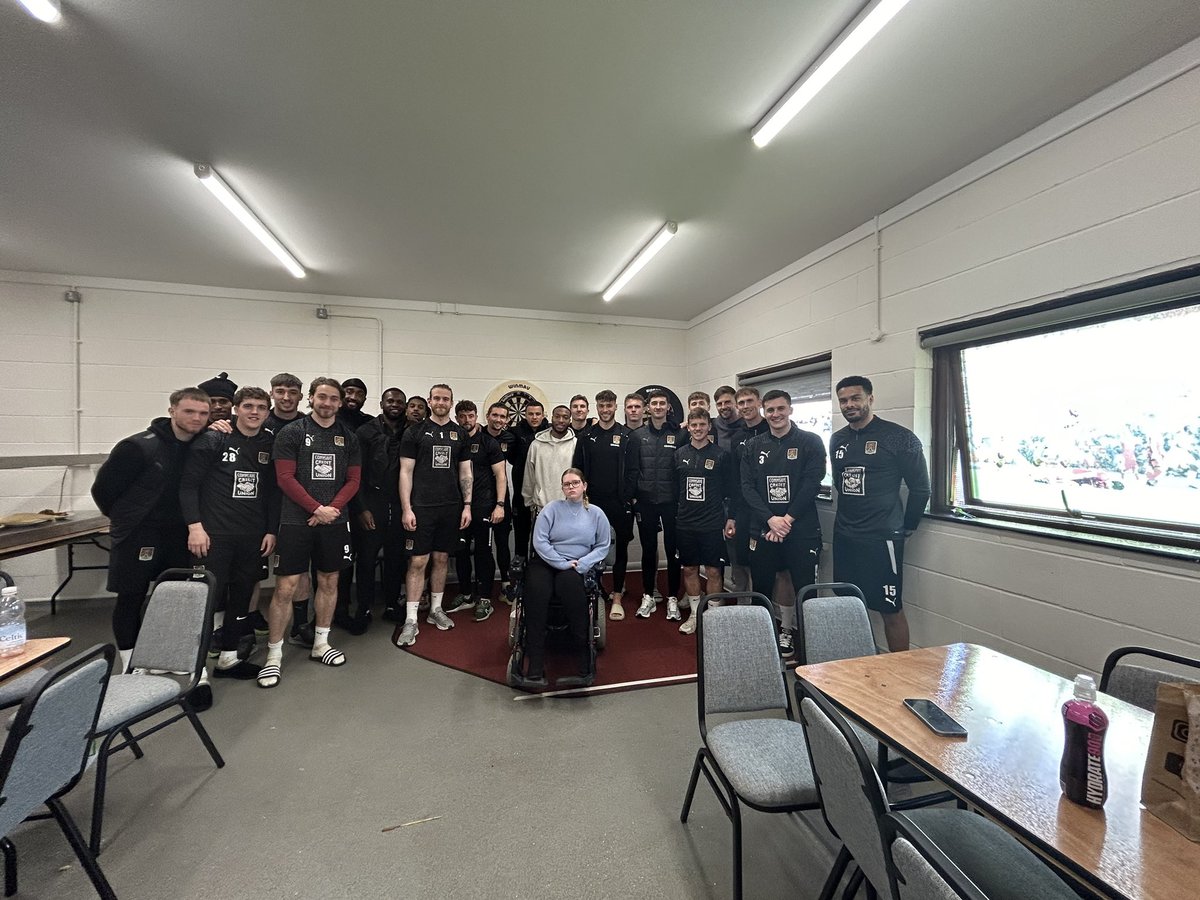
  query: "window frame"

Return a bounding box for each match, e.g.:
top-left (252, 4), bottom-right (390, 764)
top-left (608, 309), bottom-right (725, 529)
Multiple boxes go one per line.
top-left (927, 265), bottom-right (1200, 559)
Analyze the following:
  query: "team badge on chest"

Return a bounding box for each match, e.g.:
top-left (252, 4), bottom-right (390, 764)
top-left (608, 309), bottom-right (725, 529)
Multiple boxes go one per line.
top-left (334, 435), bottom-right (345, 447)
top-left (865, 441), bottom-right (877, 455)
top-left (704, 458), bottom-right (715, 470)
top-left (665, 435), bottom-right (676, 445)
top-left (258, 451), bottom-right (270, 465)
top-left (787, 448), bottom-right (798, 460)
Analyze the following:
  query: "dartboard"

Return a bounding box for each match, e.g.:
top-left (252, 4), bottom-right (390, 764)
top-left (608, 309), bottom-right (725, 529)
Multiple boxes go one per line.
top-left (483, 380), bottom-right (550, 427)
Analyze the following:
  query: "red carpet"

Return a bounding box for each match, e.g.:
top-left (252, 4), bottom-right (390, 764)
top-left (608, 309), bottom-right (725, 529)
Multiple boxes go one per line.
top-left (402, 582), bottom-right (698, 696)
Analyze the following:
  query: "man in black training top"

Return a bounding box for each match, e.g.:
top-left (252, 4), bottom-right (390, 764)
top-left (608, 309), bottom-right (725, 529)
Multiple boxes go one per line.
top-left (674, 409), bottom-right (735, 636)
top-left (92, 387), bottom-right (211, 677)
top-left (260, 377), bottom-right (361, 688)
top-left (726, 386), bottom-right (770, 593)
top-left (446, 399), bottom-right (507, 623)
top-left (569, 394), bottom-right (596, 435)
top-left (334, 377), bottom-right (373, 631)
top-left (711, 385), bottom-right (743, 444)
top-left (350, 387), bottom-right (408, 630)
top-left (482, 402), bottom-right (517, 603)
top-left (831, 375), bottom-right (931, 652)
top-left (572, 389), bottom-right (639, 620)
top-left (510, 400), bottom-right (548, 559)
top-left (394, 383), bottom-right (473, 648)
top-left (741, 389), bottom-right (826, 658)
top-left (630, 389), bottom-right (682, 620)
top-left (180, 386), bottom-right (279, 685)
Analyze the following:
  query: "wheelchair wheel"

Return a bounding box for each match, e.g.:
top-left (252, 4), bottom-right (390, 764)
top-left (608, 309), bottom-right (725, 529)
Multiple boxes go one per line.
top-left (507, 602), bottom-right (521, 649)
top-left (594, 598), bottom-right (606, 651)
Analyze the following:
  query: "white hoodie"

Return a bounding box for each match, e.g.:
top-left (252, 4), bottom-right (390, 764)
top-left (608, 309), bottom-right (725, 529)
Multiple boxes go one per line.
top-left (522, 427), bottom-right (578, 511)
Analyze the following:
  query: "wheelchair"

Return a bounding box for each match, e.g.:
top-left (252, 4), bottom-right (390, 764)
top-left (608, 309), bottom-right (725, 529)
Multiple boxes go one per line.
top-left (506, 556), bottom-right (606, 691)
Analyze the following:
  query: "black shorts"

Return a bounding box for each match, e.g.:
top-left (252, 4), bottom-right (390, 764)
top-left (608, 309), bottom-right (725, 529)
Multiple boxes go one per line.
top-left (833, 535), bottom-right (904, 614)
top-left (727, 513), bottom-right (752, 567)
top-left (107, 524), bottom-right (189, 595)
top-left (407, 504), bottom-right (462, 556)
top-left (676, 527), bottom-right (727, 568)
top-left (192, 533), bottom-right (269, 591)
top-left (275, 522), bottom-right (353, 575)
top-left (748, 532), bottom-right (820, 598)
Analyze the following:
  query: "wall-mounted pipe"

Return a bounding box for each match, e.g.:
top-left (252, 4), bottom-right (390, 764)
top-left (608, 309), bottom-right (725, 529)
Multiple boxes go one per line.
top-left (64, 288), bottom-right (82, 452)
top-left (320, 307), bottom-right (385, 391)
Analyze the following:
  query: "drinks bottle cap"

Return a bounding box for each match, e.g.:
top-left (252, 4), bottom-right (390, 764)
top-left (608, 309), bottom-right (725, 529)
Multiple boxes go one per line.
top-left (1073, 674), bottom-right (1097, 702)
top-left (0, 587), bottom-right (16, 597)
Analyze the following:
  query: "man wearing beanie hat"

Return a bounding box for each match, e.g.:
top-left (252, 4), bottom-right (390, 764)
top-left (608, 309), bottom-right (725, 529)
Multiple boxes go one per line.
top-left (339, 378), bottom-right (373, 431)
top-left (334, 377), bottom-right (371, 630)
top-left (198, 372), bottom-right (238, 425)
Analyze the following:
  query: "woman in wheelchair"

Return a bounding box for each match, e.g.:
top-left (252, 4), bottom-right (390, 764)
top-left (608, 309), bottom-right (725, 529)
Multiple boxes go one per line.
top-left (521, 468), bottom-right (610, 686)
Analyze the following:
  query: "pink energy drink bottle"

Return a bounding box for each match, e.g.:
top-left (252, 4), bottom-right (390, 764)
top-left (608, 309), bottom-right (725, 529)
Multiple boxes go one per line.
top-left (1059, 674), bottom-right (1109, 808)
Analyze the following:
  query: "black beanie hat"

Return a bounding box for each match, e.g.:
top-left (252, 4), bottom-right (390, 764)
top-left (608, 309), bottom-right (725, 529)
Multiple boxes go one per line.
top-left (342, 378), bottom-right (368, 393)
top-left (198, 372), bottom-right (238, 400)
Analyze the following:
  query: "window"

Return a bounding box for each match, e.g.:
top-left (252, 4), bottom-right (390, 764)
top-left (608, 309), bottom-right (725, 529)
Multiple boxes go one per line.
top-left (739, 353), bottom-right (833, 496)
top-left (927, 268), bottom-right (1200, 556)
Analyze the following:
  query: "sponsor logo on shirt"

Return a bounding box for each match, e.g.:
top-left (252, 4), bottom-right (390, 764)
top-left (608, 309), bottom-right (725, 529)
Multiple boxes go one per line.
top-left (258, 451), bottom-right (270, 465)
top-left (865, 441), bottom-right (877, 455)
top-left (767, 475), bottom-right (790, 503)
top-left (841, 466), bottom-right (866, 495)
top-left (686, 477), bottom-right (705, 502)
top-left (432, 445), bottom-right (451, 469)
top-left (234, 470), bottom-right (259, 498)
top-left (405, 539), bottom-right (414, 551)
top-left (704, 458), bottom-right (715, 470)
top-left (612, 435), bottom-right (621, 446)
top-left (471, 444), bottom-right (479, 454)
top-left (138, 546), bottom-right (155, 561)
top-left (787, 448), bottom-right (798, 459)
top-left (312, 453), bottom-right (336, 480)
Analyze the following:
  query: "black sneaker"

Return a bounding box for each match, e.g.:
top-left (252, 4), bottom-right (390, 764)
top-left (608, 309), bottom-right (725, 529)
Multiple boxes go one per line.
top-left (186, 684), bottom-right (213, 711)
top-left (289, 620), bottom-right (316, 648)
top-left (382, 605), bottom-right (402, 623)
top-left (777, 627), bottom-right (795, 659)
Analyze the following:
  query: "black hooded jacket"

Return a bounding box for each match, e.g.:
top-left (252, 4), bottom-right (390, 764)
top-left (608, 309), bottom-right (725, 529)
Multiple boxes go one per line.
top-left (92, 417), bottom-right (192, 543)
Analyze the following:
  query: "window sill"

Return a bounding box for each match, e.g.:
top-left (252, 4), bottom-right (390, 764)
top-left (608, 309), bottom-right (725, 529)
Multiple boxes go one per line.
top-left (924, 511), bottom-right (1200, 564)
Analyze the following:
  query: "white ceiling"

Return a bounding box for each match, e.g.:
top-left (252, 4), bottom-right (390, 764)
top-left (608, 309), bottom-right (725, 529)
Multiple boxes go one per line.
top-left (3, 1), bottom-right (1200, 321)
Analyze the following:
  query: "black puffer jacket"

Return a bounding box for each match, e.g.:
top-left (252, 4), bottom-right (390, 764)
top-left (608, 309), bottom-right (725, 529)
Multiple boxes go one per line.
top-left (630, 421), bottom-right (680, 505)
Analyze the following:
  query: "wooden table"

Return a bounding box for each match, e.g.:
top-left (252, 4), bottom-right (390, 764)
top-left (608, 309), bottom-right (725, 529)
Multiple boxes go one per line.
top-left (0, 637), bottom-right (72, 681)
top-left (795, 643), bottom-right (1200, 900)
top-left (0, 516), bottom-right (110, 614)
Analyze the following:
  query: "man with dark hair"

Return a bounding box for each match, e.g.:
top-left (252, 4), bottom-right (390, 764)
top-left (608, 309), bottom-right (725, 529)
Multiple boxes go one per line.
top-left (831, 375), bottom-right (931, 652)
top-left (569, 394), bottom-right (596, 435)
top-left (259, 377), bottom-right (361, 687)
top-left (510, 400), bottom-right (547, 559)
top-left (679, 391), bottom-right (716, 447)
top-left (572, 389), bottom-right (639, 619)
top-left (350, 387), bottom-right (408, 630)
top-left (446, 399), bottom-right (507, 622)
top-left (180, 386), bottom-right (279, 685)
top-left (263, 372), bottom-right (311, 644)
top-left (482, 402), bottom-right (518, 606)
top-left (629, 389), bottom-right (682, 618)
top-left (741, 389), bottom-right (826, 658)
top-left (726, 386), bottom-right (769, 592)
top-left (394, 384), bottom-right (473, 647)
top-left (674, 409), bottom-right (735, 635)
top-left (712, 385), bottom-right (743, 444)
top-left (339, 378), bottom-right (373, 431)
top-left (522, 405), bottom-right (577, 512)
top-left (198, 372), bottom-right (237, 424)
top-left (624, 393), bottom-right (645, 431)
top-left (92, 387), bottom-right (211, 677)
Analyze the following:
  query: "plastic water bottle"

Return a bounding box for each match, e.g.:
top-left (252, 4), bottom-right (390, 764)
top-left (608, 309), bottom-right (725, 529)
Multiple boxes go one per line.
top-left (1059, 674), bottom-right (1109, 808)
top-left (0, 586), bottom-right (27, 658)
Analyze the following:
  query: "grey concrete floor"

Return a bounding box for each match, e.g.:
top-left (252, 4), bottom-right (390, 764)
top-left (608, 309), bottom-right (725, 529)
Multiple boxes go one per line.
top-left (14, 599), bottom-right (846, 900)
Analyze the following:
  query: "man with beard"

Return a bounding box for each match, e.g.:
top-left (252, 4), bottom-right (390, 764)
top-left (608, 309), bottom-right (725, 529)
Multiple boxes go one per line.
top-left (572, 389), bottom-right (638, 619)
top-left (339, 377), bottom-right (373, 431)
top-left (510, 400), bottom-right (548, 559)
top-left (348, 387), bottom-right (408, 630)
top-left (405, 395), bottom-right (429, 426)
top-left (259, 378), bottom-right (361, 687)
top-left (92, 387), bottom-right (211, 676)
top-left (332, 377), bottom-right (373, 628)
top-left (711, 385), bottom-right (743, 444)
top-left (393, 384), bottom-right (473, 647)
top-left (482, 402), bottom-right (517, 603)
top-left (180, 386), bottom-right (279, 685)
top-left (446, 400), bottom-right (507, 622)
top-left (629, 390), bottom-right (682, 619)
top-left (198, 372), bottom-right (237, 425)
top-left (522, 405), bottom-right (578, 513)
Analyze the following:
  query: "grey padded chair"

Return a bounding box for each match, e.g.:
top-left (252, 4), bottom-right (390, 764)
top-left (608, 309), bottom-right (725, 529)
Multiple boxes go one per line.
top-left (90, 568), bottom-right (224, 855)
top-left (680, 593), bottom-right (819, 900)
top-left (0, 644), bottom-right (117, 899)
top-left (882, 812), bottom-right (987, 900)
top-left (1099, 645), bottom-right (1200, 712)
top-left (796, 680), bottom-right (1080, 900)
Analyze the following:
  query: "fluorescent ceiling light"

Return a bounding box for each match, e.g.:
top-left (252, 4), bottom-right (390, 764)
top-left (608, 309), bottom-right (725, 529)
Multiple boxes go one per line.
top-left (16, 0), bottom-right (61, 23)
top-left (194, 163), bottom-right (306, 278)
top-left (752, 0), bottom-right (912, 148)
top-left (602, 221), bottom-right (678, 302)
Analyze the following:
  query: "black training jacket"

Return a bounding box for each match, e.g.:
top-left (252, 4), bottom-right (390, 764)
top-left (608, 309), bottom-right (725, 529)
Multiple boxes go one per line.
top-left (740, 424), bottom-right (827, 539)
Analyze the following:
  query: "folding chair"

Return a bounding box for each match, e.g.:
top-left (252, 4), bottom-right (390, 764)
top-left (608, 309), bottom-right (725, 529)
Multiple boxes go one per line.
top-left (680, 593), bottom-right (819, 899)
top-left (0, 645), bottom-right (117, 899)
top-left (1099, 645), bottom-right (1200, 712)
top-left (90, 568), bottom-right (225, 855)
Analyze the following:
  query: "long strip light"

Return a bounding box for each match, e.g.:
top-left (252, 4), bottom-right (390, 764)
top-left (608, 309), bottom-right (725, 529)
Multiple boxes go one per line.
top-left (193, 163), bottom-right (306, 278)
top-left (602, 221), bottom-right (677, 302)
top-left (16, 0), bottom-right (61, 23)
top-left (752, 0), bottom-right (912, 148)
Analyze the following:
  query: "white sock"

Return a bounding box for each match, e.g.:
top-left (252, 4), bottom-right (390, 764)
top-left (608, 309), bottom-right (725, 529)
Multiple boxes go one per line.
top-left (197, 666), bottom-right (210, 686)
top-left (213, 611), bottom-right (226, 629)
top-left (118, 648), bottom-right (133, 673)
top-left (314, 626), bottom-right (331, 647)
top-left (406, 601), bottom-right (419, 624)
top-left (431, 591), bottom-right (444, 612)
top-left (266, 639), bottom-right (284, 664)
top-left (217, 650), bottom-right (239, 669)
top-left (685, 596), bottom-right (700, 619)
top-left (779, 604), bottom-right (796, 631)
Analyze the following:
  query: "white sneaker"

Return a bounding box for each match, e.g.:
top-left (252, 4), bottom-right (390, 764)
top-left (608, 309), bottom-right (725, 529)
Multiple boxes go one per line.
top-left (427, 608), bottom-right (454, 631)
top-left (666, 598), bottom-right (681, 621)
top-left (635, 595), bottom-right (655, 618)
top-left (679, 613), bottom-right (697, 635)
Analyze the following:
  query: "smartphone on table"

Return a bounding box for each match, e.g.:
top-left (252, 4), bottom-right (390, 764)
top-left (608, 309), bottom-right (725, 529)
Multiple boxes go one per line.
top-left (903, 698), bottom-right (968, 738)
